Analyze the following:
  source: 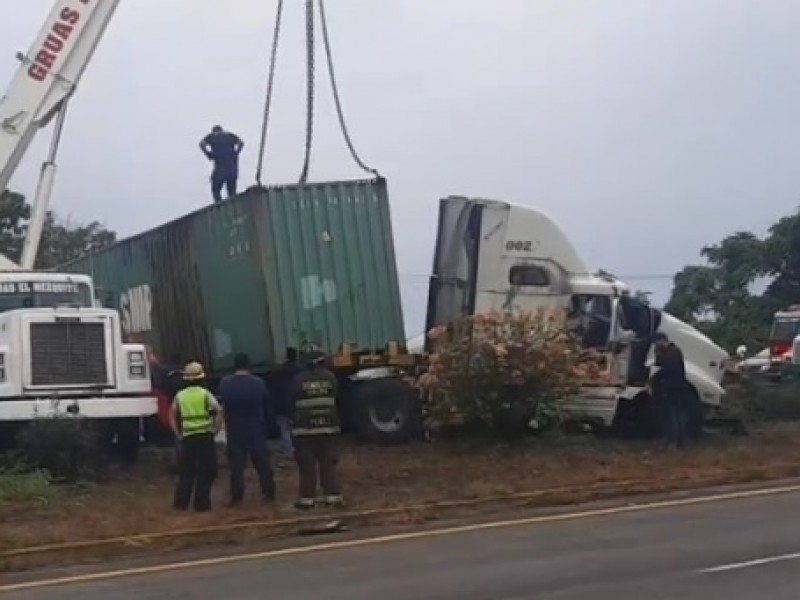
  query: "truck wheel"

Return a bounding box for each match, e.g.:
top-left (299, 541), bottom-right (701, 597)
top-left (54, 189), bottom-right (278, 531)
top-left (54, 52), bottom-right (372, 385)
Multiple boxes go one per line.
top-left (613, 393), bottom-right (662, 439)
top-left (0, 423), bottom-right (21, 453)
top-left (142, 414), bottom-right (174, 447)
top-left (352, 378), bottom-right (422, 445)
top-left (110, 418), bottom-right (141, 465)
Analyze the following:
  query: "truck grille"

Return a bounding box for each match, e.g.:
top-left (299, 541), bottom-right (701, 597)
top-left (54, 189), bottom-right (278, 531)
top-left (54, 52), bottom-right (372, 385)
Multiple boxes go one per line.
top-left (30, 322), bottom-right (109, 386)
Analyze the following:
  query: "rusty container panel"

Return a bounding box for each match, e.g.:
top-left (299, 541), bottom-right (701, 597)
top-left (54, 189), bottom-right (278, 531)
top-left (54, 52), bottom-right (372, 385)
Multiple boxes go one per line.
top-left (64, 178), bottom-right (405, 373)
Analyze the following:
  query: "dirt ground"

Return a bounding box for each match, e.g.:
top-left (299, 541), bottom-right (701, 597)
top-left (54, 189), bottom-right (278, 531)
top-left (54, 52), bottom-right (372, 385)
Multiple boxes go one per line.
top-left (3, 423), bottom-right (800, 551)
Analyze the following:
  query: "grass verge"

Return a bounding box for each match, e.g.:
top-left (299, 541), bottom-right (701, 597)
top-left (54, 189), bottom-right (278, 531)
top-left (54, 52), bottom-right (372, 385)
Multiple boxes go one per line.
top-left (3, 423), bottom-right (800, 570)
top-left (0, 467), bottom-right (54, 506)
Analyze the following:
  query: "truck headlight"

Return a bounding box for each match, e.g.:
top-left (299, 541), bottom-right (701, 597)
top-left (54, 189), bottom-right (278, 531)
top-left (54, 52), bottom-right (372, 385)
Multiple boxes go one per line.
top-left (127, 351), bottom-right (147, 379)
top-left (128, 351), bottom-right (145, 365)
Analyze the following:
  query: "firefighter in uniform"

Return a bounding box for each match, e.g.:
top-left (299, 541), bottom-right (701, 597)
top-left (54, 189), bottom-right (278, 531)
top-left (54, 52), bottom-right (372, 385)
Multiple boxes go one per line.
top-left (288, 349), bottom-right (343, 509)
top-left (169, 361), bottom-right (222, 512)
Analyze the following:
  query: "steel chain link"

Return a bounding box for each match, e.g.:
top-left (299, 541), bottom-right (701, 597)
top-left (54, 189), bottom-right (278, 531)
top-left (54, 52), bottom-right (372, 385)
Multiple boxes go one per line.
top-left (317, 0), bottom-right (380, 178)
top-left (298, 0), bottom-right (316, 183)
top-left (254, 0), bottom-right (285, 186)
top-left (256, 0), bottom-right (380, 185)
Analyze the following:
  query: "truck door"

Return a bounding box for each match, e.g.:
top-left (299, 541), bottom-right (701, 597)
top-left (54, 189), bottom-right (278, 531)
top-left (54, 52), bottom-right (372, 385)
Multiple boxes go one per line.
top-left (607, 297), bottom-right (632, 386)
top-left (618, 296), bottom-right (656, 386)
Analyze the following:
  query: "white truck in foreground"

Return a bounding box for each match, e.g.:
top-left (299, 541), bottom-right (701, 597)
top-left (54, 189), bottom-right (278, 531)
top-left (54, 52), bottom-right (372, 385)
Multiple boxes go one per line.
top-left (0, 271), bottom-right (155, 458)
top-left (0, 0), bottom-right (156, 458)
top-left (426, 196), bottom-right (729, 436)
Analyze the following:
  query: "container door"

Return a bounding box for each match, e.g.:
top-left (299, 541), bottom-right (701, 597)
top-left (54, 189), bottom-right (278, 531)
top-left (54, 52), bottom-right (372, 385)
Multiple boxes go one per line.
top-left (425, 198), bottom-right (484, 348)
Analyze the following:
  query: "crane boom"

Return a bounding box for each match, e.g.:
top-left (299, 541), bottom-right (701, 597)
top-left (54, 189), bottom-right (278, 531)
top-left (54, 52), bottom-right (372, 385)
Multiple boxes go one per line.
top-left (0, 0), bottom-right (120, 267)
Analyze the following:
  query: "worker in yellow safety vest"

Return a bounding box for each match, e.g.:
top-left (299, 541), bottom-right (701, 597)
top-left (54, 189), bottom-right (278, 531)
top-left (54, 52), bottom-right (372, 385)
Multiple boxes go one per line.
top-left (287, 349), bottom-right (344, 509)
top-left (169, 361), bottom-right (223, 512)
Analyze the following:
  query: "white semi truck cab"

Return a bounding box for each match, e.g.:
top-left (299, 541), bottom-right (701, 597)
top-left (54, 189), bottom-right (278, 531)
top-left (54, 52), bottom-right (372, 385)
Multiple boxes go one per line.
top-left (426, 196), bottom-right (729, 435)
top-left (0, 271), bottom-right (156, 440)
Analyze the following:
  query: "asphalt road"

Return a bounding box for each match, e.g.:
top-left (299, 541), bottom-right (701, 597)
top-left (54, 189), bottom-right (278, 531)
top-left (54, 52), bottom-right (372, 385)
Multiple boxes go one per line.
top-left (6, 487), bottom-right (800, 599)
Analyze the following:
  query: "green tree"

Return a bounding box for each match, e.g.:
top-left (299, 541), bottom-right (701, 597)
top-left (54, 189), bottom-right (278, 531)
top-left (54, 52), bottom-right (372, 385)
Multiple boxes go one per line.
top-left (666, 211), bottom-right (800, 353)
top-left (0, 190), bottom-right (115, 269)
top-left (0, 190), bottom-right (31, 260)
top-left (761, 211), bottom-right (800, 306)
top-left (36, 212), bottom-right (116, 269)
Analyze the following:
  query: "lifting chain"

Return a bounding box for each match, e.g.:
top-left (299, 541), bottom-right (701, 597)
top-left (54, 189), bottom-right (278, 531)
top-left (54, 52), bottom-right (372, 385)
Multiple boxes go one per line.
top-left (254, 0), bottom-right (285, 187)
top-left (256, 0), bottom-right (381, 186)
top-left (317, 0), bottom-right (380, 179)
top-left (298, 0), bottom-right (315, 184)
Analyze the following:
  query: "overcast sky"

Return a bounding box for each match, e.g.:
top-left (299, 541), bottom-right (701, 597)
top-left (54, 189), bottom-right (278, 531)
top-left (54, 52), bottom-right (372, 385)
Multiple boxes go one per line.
top-left (2, 0), bottom-right (800, 337)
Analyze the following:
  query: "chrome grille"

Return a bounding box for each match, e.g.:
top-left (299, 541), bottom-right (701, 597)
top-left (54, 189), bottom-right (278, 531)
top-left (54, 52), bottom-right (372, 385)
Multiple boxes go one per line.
top-left (30, 321), bottom-right (108, 386)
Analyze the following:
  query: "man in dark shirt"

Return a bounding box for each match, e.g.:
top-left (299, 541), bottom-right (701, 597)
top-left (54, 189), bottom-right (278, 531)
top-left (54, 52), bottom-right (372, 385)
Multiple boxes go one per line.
top-left (652, 332), bottom-right (689, 449)
top-left (217, 352), bottom-right (275, 504)
top-left (198, 125), bottom-right (244, 203)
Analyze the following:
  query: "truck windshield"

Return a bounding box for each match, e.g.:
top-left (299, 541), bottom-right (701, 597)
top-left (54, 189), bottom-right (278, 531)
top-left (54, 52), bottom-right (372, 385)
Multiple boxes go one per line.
top-left (0, 281), bottom-right (93, 312)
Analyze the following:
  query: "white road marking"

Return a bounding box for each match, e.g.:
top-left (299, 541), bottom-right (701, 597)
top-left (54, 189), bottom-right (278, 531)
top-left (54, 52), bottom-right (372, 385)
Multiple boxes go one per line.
top-left (4, 482), bottom-right (800, 593)
top-left (701, 552), bottom-right (800, 573)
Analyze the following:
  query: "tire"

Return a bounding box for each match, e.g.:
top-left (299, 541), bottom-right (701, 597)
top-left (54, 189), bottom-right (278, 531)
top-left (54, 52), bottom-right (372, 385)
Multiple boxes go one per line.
top-left (0, 423), bottom-right (22, 453)
top-left (351, 378), bottom-right (422, 445)
top-left (613, 393), bottom-right (663, 439)
top-left (142, 414), bottom-right (174, 447)
top-left (108, 418), bottom-right (141, 465)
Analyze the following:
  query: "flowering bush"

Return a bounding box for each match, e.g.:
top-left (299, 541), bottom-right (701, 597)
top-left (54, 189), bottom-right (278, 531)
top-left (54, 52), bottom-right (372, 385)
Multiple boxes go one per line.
top-left (418, 309), bottom-right (606, 436)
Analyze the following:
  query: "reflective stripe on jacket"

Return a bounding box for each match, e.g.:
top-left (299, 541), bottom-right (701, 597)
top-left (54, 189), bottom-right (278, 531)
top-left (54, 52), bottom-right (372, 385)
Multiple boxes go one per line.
top-left (292, 394), bottom-right (340, 436)
top-left (176, 386), bottom-right (213, 438)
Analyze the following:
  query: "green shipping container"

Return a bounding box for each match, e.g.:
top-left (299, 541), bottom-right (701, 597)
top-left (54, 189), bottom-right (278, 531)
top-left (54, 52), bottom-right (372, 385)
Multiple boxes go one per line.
top-left (64, 178), bottom-right (406, 374)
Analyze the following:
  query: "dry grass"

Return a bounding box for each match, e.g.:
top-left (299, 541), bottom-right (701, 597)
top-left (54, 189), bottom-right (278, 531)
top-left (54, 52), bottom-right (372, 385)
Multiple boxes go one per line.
top-left (3, 423), bottom-right (800, 551)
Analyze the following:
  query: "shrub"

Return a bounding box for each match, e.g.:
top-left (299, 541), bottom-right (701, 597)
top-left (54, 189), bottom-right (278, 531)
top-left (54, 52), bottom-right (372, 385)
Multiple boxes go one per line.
top-left (0, 465), bottom-right (54, 505)
top-left (16, 418), bottom-right (103, 481)
top-left (419, 309), bottom-right (605, 437)
top-left (726, 379), bottom-right (800, 423)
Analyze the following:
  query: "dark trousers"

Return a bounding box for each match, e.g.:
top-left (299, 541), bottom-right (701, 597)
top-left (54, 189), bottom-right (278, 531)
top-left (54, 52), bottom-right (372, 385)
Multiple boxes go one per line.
top-left (294, 435), bottom-right (340, 500)
top-left (227, 426), bottom-right (275, 502)
top-left (211, 170), bottom-right (237, 202)
top-left (658, 385), bottom-right (688, 449)
top-left (174, 432), bottom-right (217, 511)
top-left (666, 401), bottom-right (687, 449)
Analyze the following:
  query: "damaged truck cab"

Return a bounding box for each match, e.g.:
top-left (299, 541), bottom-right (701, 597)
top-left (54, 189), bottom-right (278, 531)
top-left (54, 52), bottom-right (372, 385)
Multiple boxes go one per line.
top-left (426, 196), bottom-right (728, 435)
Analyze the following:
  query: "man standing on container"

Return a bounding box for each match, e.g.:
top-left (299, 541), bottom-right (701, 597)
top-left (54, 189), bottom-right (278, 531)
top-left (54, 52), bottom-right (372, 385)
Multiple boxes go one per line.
top-left (170, 361), bottom-right (222, 512)
top-left (218, 352), bottom-right (276, 505)
top-left (288, 347), bottom-right (343, 509)
top-left (199, 125), bottom-right (244, 203)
